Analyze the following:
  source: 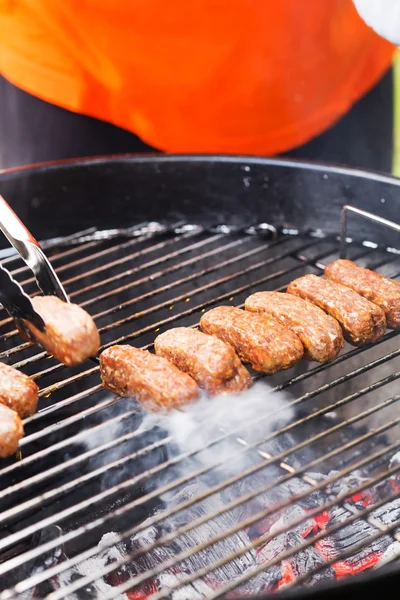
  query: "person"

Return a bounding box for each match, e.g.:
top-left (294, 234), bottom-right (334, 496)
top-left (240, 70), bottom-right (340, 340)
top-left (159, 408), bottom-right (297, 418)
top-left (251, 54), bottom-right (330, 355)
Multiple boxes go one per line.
top-left (0, 1), bottom-right (397, 171)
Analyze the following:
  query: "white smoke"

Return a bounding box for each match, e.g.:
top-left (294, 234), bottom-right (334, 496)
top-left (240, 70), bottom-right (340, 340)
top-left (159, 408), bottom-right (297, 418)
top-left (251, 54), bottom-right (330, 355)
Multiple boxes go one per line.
top-left (83, 380), bottom-right (295, 505)
top-left (96, 380), bottom-right (296, 501)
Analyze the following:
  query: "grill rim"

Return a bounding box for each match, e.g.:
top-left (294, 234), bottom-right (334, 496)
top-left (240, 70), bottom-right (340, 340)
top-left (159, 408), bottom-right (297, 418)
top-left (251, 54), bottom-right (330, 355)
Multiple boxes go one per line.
top-left (1, 153), bottom-right (400, 248)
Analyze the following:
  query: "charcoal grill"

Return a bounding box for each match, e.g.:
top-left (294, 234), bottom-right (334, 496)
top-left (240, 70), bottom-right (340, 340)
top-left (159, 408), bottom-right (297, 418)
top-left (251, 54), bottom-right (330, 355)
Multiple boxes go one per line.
top-left (1, 155), bottom-right (400, 599)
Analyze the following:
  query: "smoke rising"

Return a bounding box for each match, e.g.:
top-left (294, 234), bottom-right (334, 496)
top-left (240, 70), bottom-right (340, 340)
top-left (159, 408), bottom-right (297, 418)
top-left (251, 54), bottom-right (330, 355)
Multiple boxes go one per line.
top-left (83, 380), bottom-right (296, 511)
top-left (143, 381), bottom-right (294, 486)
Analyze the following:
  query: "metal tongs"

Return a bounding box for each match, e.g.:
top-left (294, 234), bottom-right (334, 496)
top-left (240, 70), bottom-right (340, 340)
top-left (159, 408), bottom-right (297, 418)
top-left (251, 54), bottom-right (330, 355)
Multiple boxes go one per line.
top-left (0, 194), bottom-right (69, 338)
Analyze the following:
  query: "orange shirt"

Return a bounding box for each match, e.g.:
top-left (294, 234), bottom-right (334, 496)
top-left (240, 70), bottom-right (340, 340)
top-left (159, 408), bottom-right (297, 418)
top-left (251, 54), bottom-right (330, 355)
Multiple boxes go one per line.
top-left (0, 0), bottom-right (395, 154)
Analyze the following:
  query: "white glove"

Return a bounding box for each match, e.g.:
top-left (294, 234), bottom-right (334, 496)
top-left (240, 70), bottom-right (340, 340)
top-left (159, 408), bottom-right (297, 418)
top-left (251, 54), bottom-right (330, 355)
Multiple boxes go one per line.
top-left (353, 0), bottom-right (400, 45)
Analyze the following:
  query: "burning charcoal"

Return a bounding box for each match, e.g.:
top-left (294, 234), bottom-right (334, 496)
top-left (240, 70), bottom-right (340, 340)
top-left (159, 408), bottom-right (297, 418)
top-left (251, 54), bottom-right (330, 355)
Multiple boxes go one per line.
top-left (375, 541), bottom-right (400, 567)
top-left (277, 560), bottom-right (297, 589)
top-left (53, 532), bottom-right (132, 599)
top-left (371, 498), bottom-right (400, 535)
top-left (256, 532), bottom-right (287, 565)
top-left (225, 569), bottom-right (283, 597)
top-left (98, 531), bottom-right (158, 598)
top-left (160, 572), bottom-right (214, 600)
top-left (128, 520), bottom-right (175, 596)
top-left (127, 483), bottom-right (258, 598)
top-left (314, 506), bottom-right (393, 577)
top-left (164, 483), bottom-right (256, 589)
top-left (388, 452), bottom-right (400, 492)
top-left (226, 472), bottom-right (289, 536)
top-left (131, 521), bottom-right (277, 600)
top-left (54, 556), bottom-right (130, 600)
top-left (248, 507), bottom-right (289, 539)
top-left (257, 530), bottom-right (334, 589)
top-left (269, 505), bottom-right (317, 539)
top-left (278, 476), bottom-right (328, 510)
top-left (283, 532), bottom-right (335, 587)
top-left (324, 470), bottom-right (375, 509)
top-left (228, 471), bottom-right (327, 536)
top-left (389, 451), bottom-right (400, 468)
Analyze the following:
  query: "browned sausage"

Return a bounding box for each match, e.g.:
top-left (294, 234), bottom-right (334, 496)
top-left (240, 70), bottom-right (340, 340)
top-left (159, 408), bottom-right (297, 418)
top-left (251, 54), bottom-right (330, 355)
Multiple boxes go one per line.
top-left (287, 274), bottom-right (386, 346)
top-left (154, 327), bottom-right (252, 395)
top-left (0, 361), bottom-right (39, 417)
top-left (199, 306), bottom-right (303, 374)
top-left (23, 296), bottom-right (100, 366)
top-left (0, 404), bottom-right (24, 458)
top-left (325, 259), bottom-right (400, 329)
top-left (244, 291), bottom-right (344, 362)
top-left (99, 345), bottom-right (199, 410)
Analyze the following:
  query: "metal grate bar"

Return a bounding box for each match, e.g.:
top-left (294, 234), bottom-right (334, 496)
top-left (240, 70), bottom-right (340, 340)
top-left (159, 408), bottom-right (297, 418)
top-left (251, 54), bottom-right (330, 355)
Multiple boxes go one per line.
top-left (0, 396), bottom-right (134, 481)
top-left (17, 435), bottom-right (400, 600)
top-left (15, 230), bottom-right (154, 286)
top-left (15, 324), bottom-right (399, 450)
top-left (0, 228), bottom-right (216, 344)
top-left (1, 355), bottom-right (398, 549)
top-left (0, 227), bottom-right (98, 267)
top-left (1, 233), bottom-right (282, 363)
top-left (24, 384), bottom-right (103, 425)
top-left (2, 375), bottom-right (397, 544)
top-left (2, 319), bottom-right (398, 492)
top-left (2, 233), bottom-right (319, 364)
top-left (1, 227), bottom-right (400, 598)
top-left (1, 373), bottom-right (399, 587)
top-left (201, 491), bottom-right (400, 600)
top-left (6, 239), bottom-right (331, 385)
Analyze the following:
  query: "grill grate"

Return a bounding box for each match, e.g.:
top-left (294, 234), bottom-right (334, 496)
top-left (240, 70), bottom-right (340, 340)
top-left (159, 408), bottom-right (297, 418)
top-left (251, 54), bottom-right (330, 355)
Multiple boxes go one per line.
top-left (1, 225), bottom-right (400, 599)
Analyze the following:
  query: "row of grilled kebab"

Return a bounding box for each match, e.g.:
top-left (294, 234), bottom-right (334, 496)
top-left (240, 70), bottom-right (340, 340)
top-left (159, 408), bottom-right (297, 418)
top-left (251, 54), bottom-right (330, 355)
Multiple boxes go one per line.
top-left (0, 258), bottom-right (399, 459)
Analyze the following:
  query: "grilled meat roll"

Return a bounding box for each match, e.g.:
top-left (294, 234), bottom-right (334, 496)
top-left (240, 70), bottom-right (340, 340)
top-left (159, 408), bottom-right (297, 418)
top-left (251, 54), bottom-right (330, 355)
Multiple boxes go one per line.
top-left (325, 259), bottom-right (400, 329)
top-left (154, 327), bottom-right (252, 394)
top-left (0, 361), bottom-right (39, 417)
top-left (287, 274), bottom-right (386, 346)
top-left (200, 306), bottom-right (303, 374)
top-left (23, 296), bottom-right (100, 366)
top-left (99, 345), bottom-right (199, 410)
top-left (0, 404), bottom-right (24, 458)
top-left (245, 291), bottom-right (344, 362)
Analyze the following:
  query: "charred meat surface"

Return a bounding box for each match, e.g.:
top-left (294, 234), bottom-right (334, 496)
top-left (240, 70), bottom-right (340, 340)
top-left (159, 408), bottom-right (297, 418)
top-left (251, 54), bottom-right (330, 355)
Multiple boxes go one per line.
top-left (200, 306), bottom-right (303, 374)
top-left (23, 296), bottom-right (100, 366)
top-left (287, 274), bottom-right (386, 346)
top-left (0, 403), bottom-right (23, 458)
top-left (325, 259), bottom-right (400, 329)
top-left (154, 327), bottom-right (252, 395)
top-left (0, 361), bottom-right (38, 417)
top-left (99, 345), bottom-right (199, 410)
top-left (245, 291), bottom-right (344, 362)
